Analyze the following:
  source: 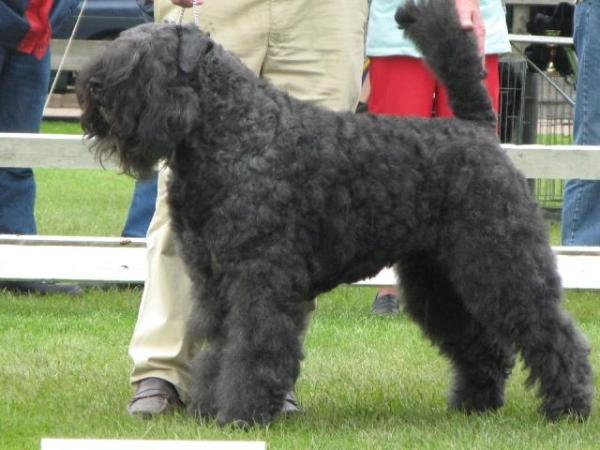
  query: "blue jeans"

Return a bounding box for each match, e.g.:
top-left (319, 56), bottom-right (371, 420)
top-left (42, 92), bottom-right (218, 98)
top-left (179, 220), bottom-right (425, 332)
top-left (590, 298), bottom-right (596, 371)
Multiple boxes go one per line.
top-left (0, 47), bottom-right (50, 235)
top-left (122, 176), bottom-right (157, 238)
top-left (561, 0), bottom-right (600, 245)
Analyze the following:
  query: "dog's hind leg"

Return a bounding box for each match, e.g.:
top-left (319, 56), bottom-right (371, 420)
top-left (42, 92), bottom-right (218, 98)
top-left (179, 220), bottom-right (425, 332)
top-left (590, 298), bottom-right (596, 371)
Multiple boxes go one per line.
top-left (445, 220), bottom-right (594, 420)
top-left (210, 268), bottom-right (307, 426)
top-left (399, 253), bottom-right (515, 414)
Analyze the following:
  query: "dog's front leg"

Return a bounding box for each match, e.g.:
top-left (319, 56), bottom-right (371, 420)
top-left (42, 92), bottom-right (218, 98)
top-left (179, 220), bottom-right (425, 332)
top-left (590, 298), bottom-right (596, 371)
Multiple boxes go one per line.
top-left (187, 277), bottom-right (226, 420)
top-left (211, 270), bottom-right (307, 427)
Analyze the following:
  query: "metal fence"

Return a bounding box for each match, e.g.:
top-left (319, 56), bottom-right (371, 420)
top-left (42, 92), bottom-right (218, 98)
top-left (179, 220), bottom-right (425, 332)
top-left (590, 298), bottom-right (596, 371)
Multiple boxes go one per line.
top-left (499, 33), bottom-right (576, 210)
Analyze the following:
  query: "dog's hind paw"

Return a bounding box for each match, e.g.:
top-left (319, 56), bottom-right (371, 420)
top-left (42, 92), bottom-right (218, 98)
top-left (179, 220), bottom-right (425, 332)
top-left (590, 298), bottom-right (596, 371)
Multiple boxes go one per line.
top-left (542, 391), bottom-right (593, 421)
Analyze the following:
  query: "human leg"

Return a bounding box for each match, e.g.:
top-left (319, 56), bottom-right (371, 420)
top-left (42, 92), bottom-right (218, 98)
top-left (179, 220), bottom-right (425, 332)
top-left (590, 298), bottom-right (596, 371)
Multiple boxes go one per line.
top-left (0, 48), bottom-right (49, 235)
top-left (122, 175), bottom-right (158, 238)
top-left (367, 56), bottom-right (437, 116)
top-left (128, 167), bottom-right (197, 408)
top-left (0, 48), bottom-right (81, 296)
top-left (562, 181), bottom-right (600, 245)
top-left (561, 0), bottom-right (600, 245)
top-left (262, 0), bottom-right (368, 111)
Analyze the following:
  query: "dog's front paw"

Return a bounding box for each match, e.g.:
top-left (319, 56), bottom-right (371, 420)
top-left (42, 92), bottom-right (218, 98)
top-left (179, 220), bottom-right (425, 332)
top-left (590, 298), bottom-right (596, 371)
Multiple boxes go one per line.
top-left (188, 397), bottom-right (218, 421)
top-left (215, 408), bottom-right (277, 428)
top-left (449, 382), bottom-right (506, 414)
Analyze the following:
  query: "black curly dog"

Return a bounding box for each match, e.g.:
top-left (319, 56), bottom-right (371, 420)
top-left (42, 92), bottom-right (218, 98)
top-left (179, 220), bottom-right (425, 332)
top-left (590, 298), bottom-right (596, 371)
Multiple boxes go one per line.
top-left (77, 0), bottom-right (593, 426)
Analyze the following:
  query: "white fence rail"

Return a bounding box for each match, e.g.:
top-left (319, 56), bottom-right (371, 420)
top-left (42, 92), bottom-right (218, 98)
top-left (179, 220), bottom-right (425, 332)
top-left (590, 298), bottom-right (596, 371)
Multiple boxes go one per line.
top-left (4, 134), bottom-right (600, 179)
top-left (1, 235), bottom-right (599, 289)
top-left (0, 235), bottom-right (146, 283)
top-left (508, 34), bottom-right (573, 45)
top-left (0, 133), bottom-right (114, 169)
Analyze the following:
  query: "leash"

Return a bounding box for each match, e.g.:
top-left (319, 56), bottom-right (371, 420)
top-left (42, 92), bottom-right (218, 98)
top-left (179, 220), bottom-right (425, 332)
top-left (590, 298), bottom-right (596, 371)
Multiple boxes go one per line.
top-left (45, 0), bottom-right (200, 115)
top-left (43, 0), bottom-right (88, 114)
top-left (178, 0), bottom-right (201, 28)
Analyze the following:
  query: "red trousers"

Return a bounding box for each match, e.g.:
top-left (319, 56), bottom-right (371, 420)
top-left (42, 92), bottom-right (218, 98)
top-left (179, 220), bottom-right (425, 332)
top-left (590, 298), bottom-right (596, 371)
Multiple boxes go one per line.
top-left (367, 55), bottom-right (500, 117)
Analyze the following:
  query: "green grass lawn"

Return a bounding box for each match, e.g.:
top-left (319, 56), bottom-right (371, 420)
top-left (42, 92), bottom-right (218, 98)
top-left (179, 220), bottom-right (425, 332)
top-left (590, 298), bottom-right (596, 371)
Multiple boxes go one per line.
top-left (2, 289), bottom-right (599, 449)
top-left (0, 122), bottom-right (598, 449)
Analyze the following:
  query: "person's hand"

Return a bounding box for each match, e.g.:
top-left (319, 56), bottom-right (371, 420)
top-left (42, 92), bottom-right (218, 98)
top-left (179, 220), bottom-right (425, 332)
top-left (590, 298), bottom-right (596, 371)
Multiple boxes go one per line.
top-left (454, 0), bottom-right (485, 56)
top-left (171, 0), bottom-right (203, 7)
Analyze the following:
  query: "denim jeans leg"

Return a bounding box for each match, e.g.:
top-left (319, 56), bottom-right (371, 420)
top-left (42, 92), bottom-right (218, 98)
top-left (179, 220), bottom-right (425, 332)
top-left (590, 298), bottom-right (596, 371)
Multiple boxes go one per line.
top-left (122, 175), bottom-right (158, 238)
top-left (561, 0), bottom-right (600, 245)
top-left (0, 48), bottom-right (50, 234)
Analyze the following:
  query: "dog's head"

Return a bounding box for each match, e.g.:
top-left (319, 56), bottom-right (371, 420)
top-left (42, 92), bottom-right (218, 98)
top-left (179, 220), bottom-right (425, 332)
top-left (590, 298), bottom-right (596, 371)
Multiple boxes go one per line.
top-left (76, 23), bottom-right (213, 177)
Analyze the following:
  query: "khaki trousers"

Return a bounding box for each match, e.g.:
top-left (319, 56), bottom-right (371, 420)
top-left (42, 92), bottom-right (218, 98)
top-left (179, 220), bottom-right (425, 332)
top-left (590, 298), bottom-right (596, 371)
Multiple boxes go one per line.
top-left (129, 0), bottom-right (368, 402)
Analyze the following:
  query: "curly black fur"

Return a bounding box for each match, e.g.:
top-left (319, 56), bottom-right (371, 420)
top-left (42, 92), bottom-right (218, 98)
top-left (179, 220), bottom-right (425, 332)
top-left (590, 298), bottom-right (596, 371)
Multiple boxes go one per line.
top-left (77, 0), bottom-right (593, 426)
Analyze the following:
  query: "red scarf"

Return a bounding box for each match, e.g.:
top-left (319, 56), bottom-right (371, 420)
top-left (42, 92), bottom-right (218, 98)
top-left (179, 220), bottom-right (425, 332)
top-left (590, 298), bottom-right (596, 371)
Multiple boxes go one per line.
top-left (17, 0), bottom-right (55, 59)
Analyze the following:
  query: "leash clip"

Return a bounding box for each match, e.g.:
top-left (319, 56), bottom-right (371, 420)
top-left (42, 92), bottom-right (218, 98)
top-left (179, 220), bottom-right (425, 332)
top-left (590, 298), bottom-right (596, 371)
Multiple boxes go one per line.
top-left (178, 0), bottom-right (201, 27)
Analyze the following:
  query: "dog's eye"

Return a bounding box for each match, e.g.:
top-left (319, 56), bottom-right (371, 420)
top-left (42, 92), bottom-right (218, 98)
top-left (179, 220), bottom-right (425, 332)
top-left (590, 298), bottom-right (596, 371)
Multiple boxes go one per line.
top-left (89, 77), bottom-right (102, 96)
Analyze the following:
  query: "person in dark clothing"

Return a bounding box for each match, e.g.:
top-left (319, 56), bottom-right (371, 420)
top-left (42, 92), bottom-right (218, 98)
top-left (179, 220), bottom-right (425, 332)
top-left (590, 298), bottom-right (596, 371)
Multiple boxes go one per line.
top-left (0, 0), bottom-right (82, 295)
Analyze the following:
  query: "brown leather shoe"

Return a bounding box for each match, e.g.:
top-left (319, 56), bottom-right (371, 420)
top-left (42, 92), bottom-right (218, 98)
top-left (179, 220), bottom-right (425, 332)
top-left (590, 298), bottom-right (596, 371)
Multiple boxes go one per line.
top-left (127, 377), bottom-right (184, 419)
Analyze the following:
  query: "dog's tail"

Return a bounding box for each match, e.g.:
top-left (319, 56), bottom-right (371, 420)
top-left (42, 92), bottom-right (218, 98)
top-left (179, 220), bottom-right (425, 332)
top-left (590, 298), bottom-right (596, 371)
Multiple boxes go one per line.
top-left (395, 0), bottom-right (496, 126)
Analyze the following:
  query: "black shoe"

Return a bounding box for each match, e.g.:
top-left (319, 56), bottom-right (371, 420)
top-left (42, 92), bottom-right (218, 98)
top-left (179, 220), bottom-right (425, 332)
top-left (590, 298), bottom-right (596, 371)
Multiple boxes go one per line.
top-left (0, 280), bottom-right (83, 296)
top-left (371, 294), bottom-right (400, 315)
top-left (87, 281), bottom-right (144, 291)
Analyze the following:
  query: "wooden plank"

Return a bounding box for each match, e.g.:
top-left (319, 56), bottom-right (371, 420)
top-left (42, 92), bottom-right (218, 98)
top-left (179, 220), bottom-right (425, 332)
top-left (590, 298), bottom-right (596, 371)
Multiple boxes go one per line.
top-left (508, 34), bottom-right (573, 45)
top-left (50, 39), bottom-right (108, 71)
top-left (505, 0), bottom-right (574, 5)
top-left (3, 133), bottom-right (600, 179)
top-left (1, 236), bottom-right (599, 289)
top-left (0, 235), bottom-right (145, 247)
top-left (0, 133), bottom-right (117, 169)
top-left (43, 107), bottom-right (81, 120)
top-left (41, 439), bottom-right (265, 450)
top-left (503, 145), bottom-right (600, 179)
top-left (0, 235), bottom-right (146, 283)
top-left (357, 247), bottom-right (600, 290)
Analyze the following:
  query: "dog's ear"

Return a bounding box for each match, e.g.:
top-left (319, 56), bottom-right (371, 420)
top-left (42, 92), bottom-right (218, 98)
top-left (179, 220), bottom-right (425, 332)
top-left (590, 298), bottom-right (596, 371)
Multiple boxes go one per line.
top-left (178, 26), bottom-right (214, 73)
